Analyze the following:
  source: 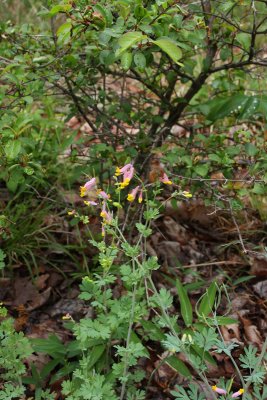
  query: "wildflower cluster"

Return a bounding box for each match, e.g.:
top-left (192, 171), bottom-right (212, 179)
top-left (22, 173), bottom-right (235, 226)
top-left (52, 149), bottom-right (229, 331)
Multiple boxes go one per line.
top-left (71, 163), bottom-right (190, 236)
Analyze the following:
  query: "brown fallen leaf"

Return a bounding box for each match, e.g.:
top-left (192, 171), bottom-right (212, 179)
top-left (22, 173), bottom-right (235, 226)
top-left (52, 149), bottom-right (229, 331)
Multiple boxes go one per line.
top-left (35, 274), bottom-right (50, 290)
top-left (154, 352), bottom-right (177, 389)
top-left (221, 323), bottom-right (242, 342)
top-left (13, 277), bottom-right (51, 311)
top-left (250, 255), bottom-right (267, 278)
top-left (241, 316), bottom-right (263, 348)
top-left (253, 280), bottom-right (267, 299)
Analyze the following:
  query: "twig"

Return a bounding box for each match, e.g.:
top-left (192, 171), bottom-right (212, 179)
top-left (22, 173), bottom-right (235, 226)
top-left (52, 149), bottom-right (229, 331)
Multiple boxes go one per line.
top-left (179, 260), bottom-right (245, 269)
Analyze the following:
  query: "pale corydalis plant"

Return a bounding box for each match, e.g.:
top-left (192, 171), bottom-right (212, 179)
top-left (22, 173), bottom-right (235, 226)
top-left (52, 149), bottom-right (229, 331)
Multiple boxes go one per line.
top-left (72, 163), bottom-right (190, 236)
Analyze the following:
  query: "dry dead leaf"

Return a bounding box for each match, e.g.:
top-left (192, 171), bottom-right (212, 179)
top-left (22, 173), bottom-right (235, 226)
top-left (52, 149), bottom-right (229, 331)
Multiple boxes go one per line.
top-left (241, 317), bottom-right (263, 347)
top-left (253, 280), bottom-right (267, 299)
top-left (250, 255), bottom-right (267, 278)
top-left (221, 323), bottom-right (242, 342)
top-left (13, 277), bottom-right (51, 311)
top-left (154, 353), bottom-right (176, 389)
top-left (162, 216), bottom-right (189, 243)
top-left (35, 274), bottom-right (50, 290)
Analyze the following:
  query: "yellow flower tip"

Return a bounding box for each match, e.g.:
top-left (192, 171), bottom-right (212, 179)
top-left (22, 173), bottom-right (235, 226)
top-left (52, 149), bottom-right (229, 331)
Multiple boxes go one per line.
top-left (212, 386), bottom-right (217, 392)
top-left (100, 211), bottom-right (106, 218)
top-left (84, 201), bottom-right (89, 206)
top-left (115, 167), bottom-right (121, 176)
top-left (119, 179), bottom-right (130, 189)
top-left (127, 194), bottom-right (134, 202)
top-left (123, 178), bottom-right (130, 186)
top-left (138, 197), bottom-right (143, 203)
top-left (80, 186), bottom-right (86, 197)
top-left (164, 180), bottom-right (172, 185)
top-left (183, 191), bottom-right (192, 198)
top-left (239, 389), bottom-right (245, 394)
top-left (67, 210), bottom-right (75, 215)
top-left (62, 313), bottom-right (71, 320)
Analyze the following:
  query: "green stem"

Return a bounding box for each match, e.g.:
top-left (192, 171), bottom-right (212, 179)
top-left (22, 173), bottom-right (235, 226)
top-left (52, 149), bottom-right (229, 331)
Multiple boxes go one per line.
top-left (119, 283), bottom-right (137, 400)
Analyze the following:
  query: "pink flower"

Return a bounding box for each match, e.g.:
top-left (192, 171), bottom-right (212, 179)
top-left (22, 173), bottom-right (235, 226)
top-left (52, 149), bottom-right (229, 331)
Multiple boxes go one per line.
top-left (100, 202), bottom-right (112, 223)
top-left (115, 163), bottom-right (133, 175)
top-left (159, 172), bottom-right (172, 185)
top-left (98, 190), bottom-right (110, 200)
top-left (84, 177), bottom-right (96, 190)
top-left (232, 389), bottom-right (244, 398)
top-left (115, 163), bottom-right (135, 188)
top-left (127, 185), bottom-right (140, 202)
top-left (212, 386), bottom-right (227, 395)
top-left (84, 201), bottom-right (98, 206)
top-left (80, 177), bottom-right (96, 197)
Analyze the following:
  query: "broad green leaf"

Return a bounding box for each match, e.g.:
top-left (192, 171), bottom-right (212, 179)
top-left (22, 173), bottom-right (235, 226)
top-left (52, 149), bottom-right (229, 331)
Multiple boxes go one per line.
top-left (206, 94), bottom-right (249, 121)
top-left (117, 32), bottom-right (147, 56)
top-left (238, 96), bottom-right (260, 119)
top-left (153, 37), bottom-right (183, 65)
top-left (31, 335), bottom-right (65, 358)
top-left (236, 32), bottom-right (250, 51)
top-left (49, 4), bottom-right (72, 16)
top-left (166, 355), bottom-right (192, 377)
top-left (57, 22), bottom-right (72, 45)
top-left (191, 345), bottom-right (217, 366)
top-left (121, 51), bottom-right (132, 70)
top-left (207, 316), bottom-right (238, 325)
top-left (194, 163), bottom-right (209, 177)
top-left (94, 4), bottom-right (113, 26)
top-left (176, 279), bottom-right (193, 326)
top-left (50, 362), bottom-right (78, 384)
top-left (244, 143), bottom-right (258, 157)
top-left (252, 183), bottom-right (265, 195)
top-left (198, 282), bottom-right (217, 318)
top-left (87, 344), bottom-right (106, 369)
top-left (4, 140), bottom-right (21, 159)
top-left (6, 169), bottom-right (24, 192)
top-left (40, 359), bottom-right (60, 380)
top-left (134, 52), bottom-right (146, 69)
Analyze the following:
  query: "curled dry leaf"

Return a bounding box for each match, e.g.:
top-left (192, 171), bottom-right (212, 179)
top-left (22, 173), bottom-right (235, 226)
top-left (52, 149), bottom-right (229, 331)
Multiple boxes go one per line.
top-left (221, 323), bottom-right (242, 342)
